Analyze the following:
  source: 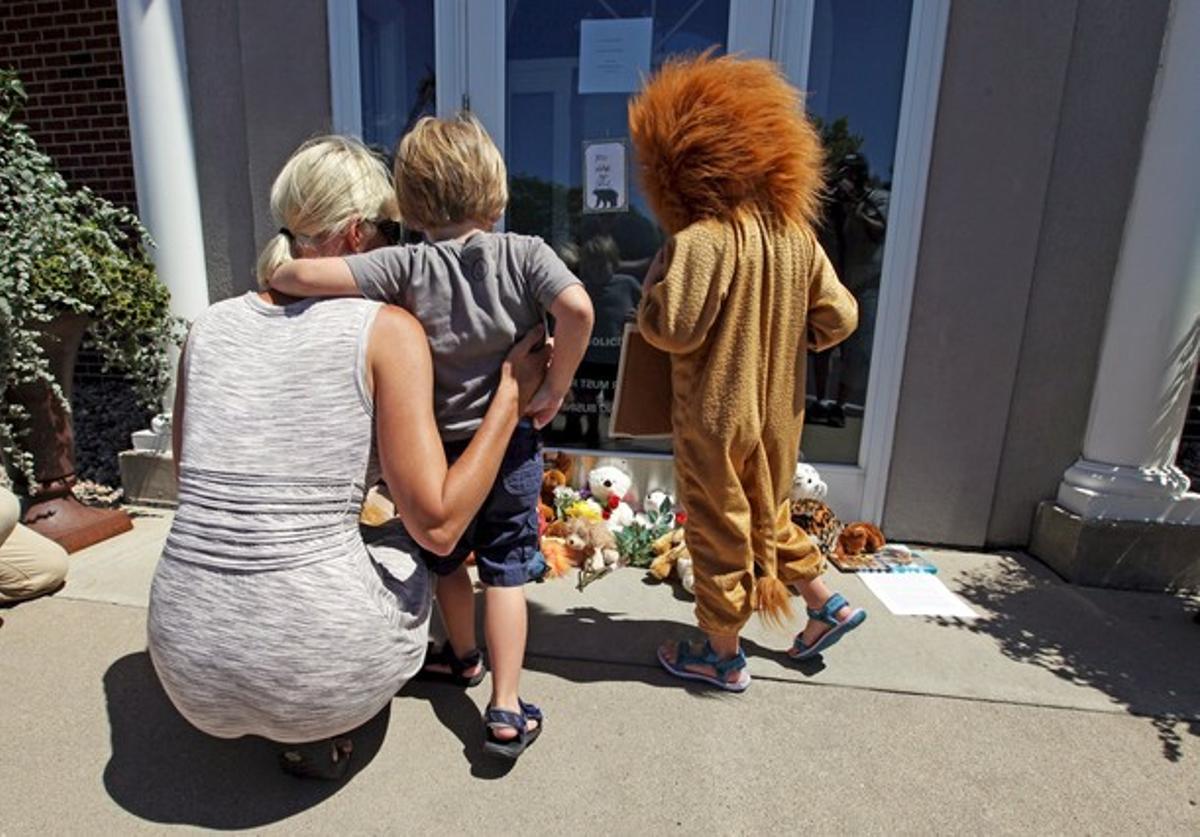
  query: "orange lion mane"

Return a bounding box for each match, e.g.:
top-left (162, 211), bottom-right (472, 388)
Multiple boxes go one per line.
top-left (628, 50), bottom-right (824, 236)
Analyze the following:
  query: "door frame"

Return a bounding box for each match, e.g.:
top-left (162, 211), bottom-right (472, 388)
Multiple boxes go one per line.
top-left (326, 0), bottom-right (950, 522)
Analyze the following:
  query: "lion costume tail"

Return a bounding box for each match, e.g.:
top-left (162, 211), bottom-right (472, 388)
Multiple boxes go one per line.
top-left (752, 573), bottom-right (794, 628)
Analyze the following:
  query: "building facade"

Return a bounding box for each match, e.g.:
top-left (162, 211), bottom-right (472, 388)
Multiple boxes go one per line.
top-left (9, 0), bottom-right (1199, 590)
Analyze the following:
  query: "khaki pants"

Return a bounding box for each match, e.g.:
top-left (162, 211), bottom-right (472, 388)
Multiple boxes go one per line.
top-left (675, 432), bottom-right (825, 637)
top-left (1, 487), bottom-right (68, 603)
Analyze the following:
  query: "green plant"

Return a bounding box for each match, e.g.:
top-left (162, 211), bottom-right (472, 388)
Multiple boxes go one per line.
top-left (615, 496), bottom-right (677, 568)
top-left (0, 69), bottom-right (180, 489)
top-left (615, 520), bottom-right (659, 568)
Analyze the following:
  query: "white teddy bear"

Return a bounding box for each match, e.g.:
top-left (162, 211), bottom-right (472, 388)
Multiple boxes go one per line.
top-left (587, 460), bottom-right (635, 532)
top-left (633, 487), bottom-right (675, 527)
top-left (790, 462), bottom-right (828, 502)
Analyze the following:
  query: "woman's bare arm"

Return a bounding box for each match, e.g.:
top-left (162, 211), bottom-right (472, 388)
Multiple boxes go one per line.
top-left (371, 306), bottom-right (548, 554)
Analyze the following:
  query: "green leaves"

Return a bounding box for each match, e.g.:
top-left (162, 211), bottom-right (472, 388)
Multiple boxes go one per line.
top-left (615, 521), bottom-right (660, 568)
top-left (0, 69), bottom-right (180, 489)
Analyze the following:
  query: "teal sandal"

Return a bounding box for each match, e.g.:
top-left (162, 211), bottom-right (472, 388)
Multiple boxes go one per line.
top-left (657, 640), bottom-right (751, 692)
top-left (790, 592), bottom-right (866, 660)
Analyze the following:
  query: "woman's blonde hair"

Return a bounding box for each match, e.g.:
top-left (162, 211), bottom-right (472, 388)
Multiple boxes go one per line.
top-left (255, 135), bottom-right (398, 288)
top-left (393, 113), bottom-right (507, 232)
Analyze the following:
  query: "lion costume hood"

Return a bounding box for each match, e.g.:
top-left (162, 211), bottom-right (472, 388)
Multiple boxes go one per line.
top-left (628, 51), bottom-right (825, 236)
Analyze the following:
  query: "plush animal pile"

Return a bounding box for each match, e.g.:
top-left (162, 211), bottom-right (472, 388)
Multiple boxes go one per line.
top-left (537, 455), bottom-right (692, 593)
top-left (536, 455), bottom-right (898, 591)
top-left (788, 462), bottom-right (891, 569)
top-left (370, 456), bottom-right (886, 584)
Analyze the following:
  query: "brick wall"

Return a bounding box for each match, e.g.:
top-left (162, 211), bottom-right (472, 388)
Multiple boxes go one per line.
top-left (1, 1), bottom-right (143, 487)
top-left (0, 0), bottom-right (137, 209)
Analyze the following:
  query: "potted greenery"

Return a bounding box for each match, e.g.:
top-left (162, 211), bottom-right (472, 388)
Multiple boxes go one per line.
top-left (0, 69), bottom-right (178, 552)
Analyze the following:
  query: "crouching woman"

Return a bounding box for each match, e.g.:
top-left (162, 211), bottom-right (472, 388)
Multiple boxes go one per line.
top-left (147, 136), bottom-right (549, 778)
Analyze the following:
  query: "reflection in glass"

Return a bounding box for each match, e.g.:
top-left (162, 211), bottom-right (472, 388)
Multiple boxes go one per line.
top-left (803, 0), bottom-right (912, 465)
top-left (505, 0), bottom-right (730, 452)
top-left (358, 0), bottom-right (436, 150)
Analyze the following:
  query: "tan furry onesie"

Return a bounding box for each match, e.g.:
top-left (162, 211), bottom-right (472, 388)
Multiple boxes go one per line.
top-left (630, 53), bottom-right (858, 635)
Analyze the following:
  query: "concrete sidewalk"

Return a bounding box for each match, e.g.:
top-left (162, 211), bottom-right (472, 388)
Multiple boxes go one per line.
top-left (1, 511), bottom-right (1197, 834)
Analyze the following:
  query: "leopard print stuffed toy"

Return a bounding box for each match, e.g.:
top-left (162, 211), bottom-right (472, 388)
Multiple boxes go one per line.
top-left (789, 463), bottom-right (843, 560)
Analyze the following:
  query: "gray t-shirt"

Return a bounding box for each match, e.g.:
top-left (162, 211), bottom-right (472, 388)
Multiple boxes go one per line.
top-left (344, 232), bottom-right (580, 440)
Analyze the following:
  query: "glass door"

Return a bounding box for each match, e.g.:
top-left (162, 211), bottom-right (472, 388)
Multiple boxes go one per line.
top-left (331, 0), bottom-right (949, 519)
top-left (503, 0), bottom-right (741, 453)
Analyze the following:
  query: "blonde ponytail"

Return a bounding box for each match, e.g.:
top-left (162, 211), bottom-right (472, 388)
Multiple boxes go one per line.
top-left (255, 135), bottom-right (398, 288)
top-left (255, 232), bottom-right (295, 289)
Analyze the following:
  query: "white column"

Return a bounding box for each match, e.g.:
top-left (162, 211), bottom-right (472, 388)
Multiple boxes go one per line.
top-left (1057, 0), bottom-right (1200, 524)
top-left (116, 0), bottom-right (209, 325)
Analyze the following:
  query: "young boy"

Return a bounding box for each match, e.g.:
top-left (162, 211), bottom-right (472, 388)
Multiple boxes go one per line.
top-left (271, 114), bottom-right (593, 756)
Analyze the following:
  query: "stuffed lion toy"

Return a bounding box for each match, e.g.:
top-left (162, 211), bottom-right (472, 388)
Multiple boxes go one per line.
top-left (630, 52), bottom-right (858, 635)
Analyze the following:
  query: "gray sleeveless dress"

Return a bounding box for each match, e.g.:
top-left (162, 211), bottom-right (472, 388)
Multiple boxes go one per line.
top-left (147, 292), bottom-right (431, 744)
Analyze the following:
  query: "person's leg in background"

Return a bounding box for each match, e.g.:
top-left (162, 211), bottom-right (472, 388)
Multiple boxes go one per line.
top-left (0, 486), bottom-right (68, 604)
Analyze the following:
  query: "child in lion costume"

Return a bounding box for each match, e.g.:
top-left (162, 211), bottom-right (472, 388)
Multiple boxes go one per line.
top-left (632, 52), bottom-right (867, 691)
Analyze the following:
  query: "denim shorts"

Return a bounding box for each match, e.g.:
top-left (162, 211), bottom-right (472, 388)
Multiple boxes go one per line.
top-left (419, 419), bottom-right (544, 587)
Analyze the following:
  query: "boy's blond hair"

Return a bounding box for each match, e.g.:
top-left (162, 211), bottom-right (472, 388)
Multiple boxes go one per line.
top-left (255, 135), bottom-right (397, 288)
top-left (394, 113), bottom-right (508, 231)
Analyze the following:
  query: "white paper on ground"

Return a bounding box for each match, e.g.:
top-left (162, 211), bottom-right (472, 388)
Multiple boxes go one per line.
top-left (859, 572), bottom-right (980, 619)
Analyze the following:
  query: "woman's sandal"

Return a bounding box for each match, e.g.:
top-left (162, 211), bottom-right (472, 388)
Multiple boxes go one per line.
top-left (789, 592), bottom-right (867, 661)
top-left (415, 640), bottom-right (486, 687)
top-left (657, 640), bottom-right (751, 692)
top-left (483, 699), bottom-right (544, 760)
top-left (277, 737), bottom-right (353, 780)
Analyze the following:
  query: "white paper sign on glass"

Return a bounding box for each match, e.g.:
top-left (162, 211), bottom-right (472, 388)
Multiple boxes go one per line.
top-left (578, 17), bottom-right (653, 94)
top-left (582, 140), bottom-right (628, 214)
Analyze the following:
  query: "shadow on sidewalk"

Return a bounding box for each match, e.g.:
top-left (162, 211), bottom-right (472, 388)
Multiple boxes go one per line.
top-left (391, 599), bottom-right (753, 773)
top-left (394, 680), bottom-right (518, 781)
top-left (102, 652), bottom-right (388, 829)
top-left (939, 553), bottom-right (1200, 762)
top-left (521, 601), bottom-right (824, 685)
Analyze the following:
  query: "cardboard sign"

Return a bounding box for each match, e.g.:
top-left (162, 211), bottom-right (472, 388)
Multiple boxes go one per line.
top-left (608, 323), bottom-right (674, 438)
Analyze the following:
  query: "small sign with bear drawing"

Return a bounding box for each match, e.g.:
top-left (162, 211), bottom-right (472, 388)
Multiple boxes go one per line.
top-left (583, 140), bottom-right (628, 214)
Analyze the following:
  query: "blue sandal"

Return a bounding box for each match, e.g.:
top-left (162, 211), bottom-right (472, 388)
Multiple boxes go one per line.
top-left (415, 640), bottom-right (486, 688)
top-left (657, 640), bottom-right (751, 692)
top-left (790, 592), bottom-right (866, 660)
top-left (483, 699), bottom-right (544, 759)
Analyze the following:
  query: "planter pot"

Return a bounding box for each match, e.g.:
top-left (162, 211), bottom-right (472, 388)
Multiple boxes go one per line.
top-left (10, 312), bottom-right (132, 553)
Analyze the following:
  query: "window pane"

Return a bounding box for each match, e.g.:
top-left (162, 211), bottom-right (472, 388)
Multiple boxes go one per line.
top-left (358, 0), bottom-right (436, 151)
top-left (803, 0), bottom-right (912, 464)
top-left (505, 0), bottom-right (730, 452)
